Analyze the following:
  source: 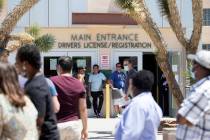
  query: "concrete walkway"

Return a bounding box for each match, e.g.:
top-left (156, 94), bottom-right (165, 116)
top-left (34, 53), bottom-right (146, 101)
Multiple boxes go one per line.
top-left (88, 118), bottom-right (163, 140)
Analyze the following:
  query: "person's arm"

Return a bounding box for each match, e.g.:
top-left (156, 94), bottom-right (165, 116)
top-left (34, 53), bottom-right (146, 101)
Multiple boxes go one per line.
top-left (101, 73), bottom-right (107, 89)
top-left (52, 96), bottom-right (60, 113)
top-left (79, 97), bottom-right (88, 140)
top-left (46, 79), bottom-right (60, 113)
top-left (177, 113), bottom-right (193, 126)
top-left (177, 92), bottom-right (209, 126)
top-left (88, 75), bottom-right (92, 96)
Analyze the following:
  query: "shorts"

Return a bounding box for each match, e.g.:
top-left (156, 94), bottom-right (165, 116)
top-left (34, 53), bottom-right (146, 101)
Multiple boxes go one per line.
top-left (113, 98), bottom-right (123, 106)
top-left (113, 97), bottom-right (131, 107)
top-left (58, 120), bottom-right (82, 140)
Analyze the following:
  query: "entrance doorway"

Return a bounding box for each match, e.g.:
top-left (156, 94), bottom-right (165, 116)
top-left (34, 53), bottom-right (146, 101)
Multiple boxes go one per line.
top-left (143, 53), bottom-right (169, 116)
top-left (112, 50), bottom-right (142, 71)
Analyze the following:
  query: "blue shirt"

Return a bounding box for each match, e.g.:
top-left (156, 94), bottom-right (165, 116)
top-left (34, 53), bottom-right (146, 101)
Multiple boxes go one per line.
top-left (45, 78), bottom-right (58, 96)
top-left (89, 72), bottom-right (106, 92)
top-left (115, 92), bottom-right (162, 140)
top-left (110, 71), bottom-right (126, 90)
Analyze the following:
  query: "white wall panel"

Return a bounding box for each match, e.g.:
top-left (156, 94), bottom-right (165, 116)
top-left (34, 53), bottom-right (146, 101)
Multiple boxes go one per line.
top-left (30, 0), bottom-right (49, 27)
top-left (49, 0), bottom-right (69, 27)
top-left (71, 0), bottom-right (87, 12)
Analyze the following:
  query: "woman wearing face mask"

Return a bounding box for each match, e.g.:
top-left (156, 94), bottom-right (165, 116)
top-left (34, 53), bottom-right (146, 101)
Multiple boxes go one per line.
top-left (0, 63), bottom-right (38, 140)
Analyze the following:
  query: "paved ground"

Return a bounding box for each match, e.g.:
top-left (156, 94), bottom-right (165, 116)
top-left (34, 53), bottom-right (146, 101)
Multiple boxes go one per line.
top-left (88, 118), bottom-right (163, 140)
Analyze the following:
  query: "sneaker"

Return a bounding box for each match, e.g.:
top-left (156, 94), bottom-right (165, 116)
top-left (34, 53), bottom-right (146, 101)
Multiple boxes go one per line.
top-left (97, 113), bottom-right (102, 118)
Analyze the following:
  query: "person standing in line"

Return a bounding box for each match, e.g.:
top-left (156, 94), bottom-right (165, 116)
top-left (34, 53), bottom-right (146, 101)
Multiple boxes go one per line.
top-left (123, 58), bottom-right (137, 96)
top-left (176, 50), bottom-right (210, 140)
top-left (0, 63), bottom-right (38, 140)
top-left (115, 70), bottom-right (162, 140)
top-left (74, 67), bottom-right (91, 109)
top-left (110, 62), bottom-right (126, 117)
top-left (15, 44), bottom-right (59, 140)
top-left (51, 56), bottom-right (88, 140)
top-left (89, 64), bottom-right (106, 118)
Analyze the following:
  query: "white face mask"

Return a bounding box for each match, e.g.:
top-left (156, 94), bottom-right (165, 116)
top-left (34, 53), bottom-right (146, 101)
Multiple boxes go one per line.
top-left (20, 65), bottom-right (27, 78)
top-left (124, 66), bottom-right (129, 71)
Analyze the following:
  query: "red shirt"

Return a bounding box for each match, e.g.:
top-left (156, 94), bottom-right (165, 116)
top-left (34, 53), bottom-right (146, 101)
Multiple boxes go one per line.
top-left (50, 76), bottom-right (85, 123)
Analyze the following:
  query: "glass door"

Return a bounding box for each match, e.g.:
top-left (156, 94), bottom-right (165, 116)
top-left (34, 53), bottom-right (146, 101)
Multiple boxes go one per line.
top-left (41, 51), bottom-right (67, 77)
top-left (67, 51), bottom-right (98, 76)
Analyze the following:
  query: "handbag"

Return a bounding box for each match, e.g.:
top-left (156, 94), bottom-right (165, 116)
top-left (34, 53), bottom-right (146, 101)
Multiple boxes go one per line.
top-left (86, 95), bottom-right (92, 109)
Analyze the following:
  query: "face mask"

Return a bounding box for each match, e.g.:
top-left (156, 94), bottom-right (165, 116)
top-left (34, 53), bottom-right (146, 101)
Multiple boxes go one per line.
top-left (20, 71), bottom-right (27, 78)
top-left (20, 65), bottom-right (27, 77)
top-left (124, 66), bottom-right (129, 71)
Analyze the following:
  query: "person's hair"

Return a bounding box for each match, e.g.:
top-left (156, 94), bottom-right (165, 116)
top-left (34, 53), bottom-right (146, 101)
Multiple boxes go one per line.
top-left (132, 70), bottom-right (154, 92)
top-left (116, 62), bottom-right (121, 67)
top-left (128, 57), bottom-right (135, 66)
top-left (16, 44), bottom-right (41, 70)
top-left (0, 63), bottom-right (25, 108)
top-left (78, 67), bottom-right (85, 70)
top-left (93, 64), bottom-right (99, 69)
top-left (58, 56), bottom-right (72, 72)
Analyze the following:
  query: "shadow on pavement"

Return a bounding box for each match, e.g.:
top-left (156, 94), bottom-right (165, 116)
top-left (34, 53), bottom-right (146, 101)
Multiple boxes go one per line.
top-left (88, 131), bottom-right (114, 140)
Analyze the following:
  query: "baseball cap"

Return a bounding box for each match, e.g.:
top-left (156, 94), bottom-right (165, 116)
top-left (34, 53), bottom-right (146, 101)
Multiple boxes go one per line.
top-left (187, 50), bottom-right (210, 69)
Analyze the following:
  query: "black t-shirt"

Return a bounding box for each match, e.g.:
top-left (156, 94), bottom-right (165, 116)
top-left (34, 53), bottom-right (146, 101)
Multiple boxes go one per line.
top-left (25, 73), bottom-right (59, 140)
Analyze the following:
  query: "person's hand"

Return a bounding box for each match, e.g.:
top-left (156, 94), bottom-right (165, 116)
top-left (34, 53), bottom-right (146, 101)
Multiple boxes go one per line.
top-left (88, 92), bottom-right (91, 97)
top-left (81, 128), bottom-right (88, 140)
top-left (124, 95), bottom-right (129, 101)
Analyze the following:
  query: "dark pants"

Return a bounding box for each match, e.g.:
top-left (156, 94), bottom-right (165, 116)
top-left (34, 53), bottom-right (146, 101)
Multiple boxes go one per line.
top-left (91, 91), bottom-right (103, 116)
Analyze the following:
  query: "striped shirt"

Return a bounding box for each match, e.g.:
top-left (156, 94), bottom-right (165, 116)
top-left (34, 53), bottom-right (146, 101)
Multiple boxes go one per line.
top-left (176, 75), bottom-right (210, 140)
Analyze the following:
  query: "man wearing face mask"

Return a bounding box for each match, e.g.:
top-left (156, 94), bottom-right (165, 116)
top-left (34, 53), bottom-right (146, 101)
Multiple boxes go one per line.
top-left (176, 50), bottom-right (210, 140)
top-left (115, 70), bottom-right (162, 140)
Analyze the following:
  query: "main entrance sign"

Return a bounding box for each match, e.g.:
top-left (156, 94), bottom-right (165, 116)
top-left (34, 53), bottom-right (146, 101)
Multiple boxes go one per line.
top-left (57, 33), bottom-right (152, 49)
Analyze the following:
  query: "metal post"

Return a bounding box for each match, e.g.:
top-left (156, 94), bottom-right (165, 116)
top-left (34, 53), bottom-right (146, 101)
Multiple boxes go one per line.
top-left (105, 84), bottom-right (110, 119)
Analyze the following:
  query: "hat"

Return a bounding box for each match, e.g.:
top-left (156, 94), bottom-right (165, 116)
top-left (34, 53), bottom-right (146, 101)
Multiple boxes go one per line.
top-left (188, 50), bottom-right (210, 69)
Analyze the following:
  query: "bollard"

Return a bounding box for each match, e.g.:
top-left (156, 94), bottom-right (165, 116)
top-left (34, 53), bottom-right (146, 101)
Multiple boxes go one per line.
top-left (105, 84), bottom-right (110, 119)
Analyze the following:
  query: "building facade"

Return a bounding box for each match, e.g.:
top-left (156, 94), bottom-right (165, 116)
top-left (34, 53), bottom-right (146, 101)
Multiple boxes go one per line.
top-left (5, 0), bottom-right (208, 116)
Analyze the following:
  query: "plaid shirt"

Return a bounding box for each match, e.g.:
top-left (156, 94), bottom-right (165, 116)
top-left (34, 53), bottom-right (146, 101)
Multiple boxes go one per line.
top-left (176, 76), bottom-right (210, 140)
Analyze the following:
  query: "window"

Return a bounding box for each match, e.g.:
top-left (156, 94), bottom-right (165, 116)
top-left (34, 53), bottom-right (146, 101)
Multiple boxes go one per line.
top-left (202, 44), bottom-right (210, 50)
top-left (203, 9), bottom-right (210, 26)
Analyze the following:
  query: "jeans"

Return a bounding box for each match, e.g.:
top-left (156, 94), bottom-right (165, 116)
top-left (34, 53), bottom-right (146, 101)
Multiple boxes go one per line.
top-left (91, 91), bottom-right (104, 116)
